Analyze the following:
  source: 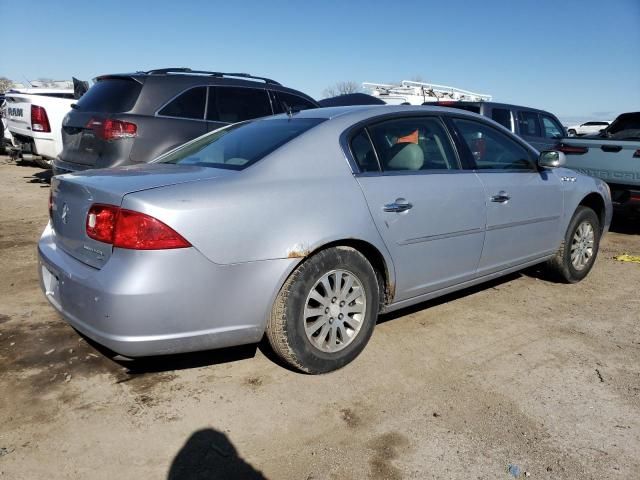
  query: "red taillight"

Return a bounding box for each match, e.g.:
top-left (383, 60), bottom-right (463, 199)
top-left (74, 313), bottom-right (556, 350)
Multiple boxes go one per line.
top-left (31, 105), bottom-right (51, 133)
top-left (86, 205), bottom-right (190, 250)
top-left (555, 143), bottom-right (588, 155)
top-left (86, 204), bottom-right (119, 243)
top-left (86, 118), bottom-right (137, 141)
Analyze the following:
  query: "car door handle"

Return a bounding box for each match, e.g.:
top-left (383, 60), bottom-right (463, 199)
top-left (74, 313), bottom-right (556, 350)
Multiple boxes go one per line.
top-left (601, 145), bottom-right (622, 153)
top-left (383, 199), bottom-right (413, 213)
top-left (491, 191), bottom-right (511, 203)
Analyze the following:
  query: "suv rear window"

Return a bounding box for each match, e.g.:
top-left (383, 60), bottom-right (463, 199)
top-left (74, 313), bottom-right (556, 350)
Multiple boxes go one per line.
top-left (74, 78), bottom-right (142, 113)
top-left (491, 108), bottom-right (512, 130)
top-left (273, 91), bottom-right (317, 113)
top-left (160, 118), bottom-right (324, 170)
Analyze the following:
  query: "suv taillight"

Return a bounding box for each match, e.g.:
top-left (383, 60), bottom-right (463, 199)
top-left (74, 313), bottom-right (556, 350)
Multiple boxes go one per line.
top-left (86, 204), bottom-right (190, 250)
top-left (86, 118), bottom-right (137, 141)
top-left (554, 143), bottom-right (588, 155)
top-left (31, 105), bottom-right (51, 132)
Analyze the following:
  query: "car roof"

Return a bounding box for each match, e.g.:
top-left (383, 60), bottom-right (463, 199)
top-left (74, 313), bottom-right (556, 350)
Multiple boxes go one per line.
top-left (269, 104), bottom-right (484, 121)
top-left (436, 100), bottom-right (555, 115)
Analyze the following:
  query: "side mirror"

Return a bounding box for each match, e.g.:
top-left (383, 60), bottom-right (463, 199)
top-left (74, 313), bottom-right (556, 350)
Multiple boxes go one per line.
top-left (538, 150), bottom-right (566, 168)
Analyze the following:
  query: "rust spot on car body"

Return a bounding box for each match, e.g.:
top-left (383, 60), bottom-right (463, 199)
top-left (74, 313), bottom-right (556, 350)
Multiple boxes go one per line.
top-left (287, 243), bottom-right (311, 258)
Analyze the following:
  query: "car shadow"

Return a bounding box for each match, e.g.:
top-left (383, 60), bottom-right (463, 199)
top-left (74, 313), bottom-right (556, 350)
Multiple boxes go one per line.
top-left (77, 331), bottom-right (259, 375)
top-left (609, 209), bottom-right (640, 235)
top-left (19, 163), bottom-right (52, 186)
top-left (168, 428), bottom-right (267, 480)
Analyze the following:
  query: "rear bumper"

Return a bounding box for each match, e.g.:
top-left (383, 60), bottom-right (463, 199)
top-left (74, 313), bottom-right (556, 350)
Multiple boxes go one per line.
top-left (9, 131), bottom-right (57, 159)
top-left (38, 223), bottom-right (296, 357)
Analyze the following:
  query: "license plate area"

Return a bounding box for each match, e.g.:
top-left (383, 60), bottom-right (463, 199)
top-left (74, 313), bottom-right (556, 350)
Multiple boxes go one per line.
top-left (41, 264), bottom-right (60, 303)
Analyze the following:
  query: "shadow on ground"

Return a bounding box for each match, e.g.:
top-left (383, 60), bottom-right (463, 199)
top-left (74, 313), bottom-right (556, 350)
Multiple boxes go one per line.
top-left (168, 428), bottom-right (267, 480)
top-left (610, 209), bottom-right (640, 235)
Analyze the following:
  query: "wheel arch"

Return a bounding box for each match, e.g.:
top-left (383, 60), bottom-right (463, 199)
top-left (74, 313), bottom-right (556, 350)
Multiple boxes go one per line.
top-left (287, 238), bottom-right (396, 308)
top-left (578, 192), bottom-right (606, 232)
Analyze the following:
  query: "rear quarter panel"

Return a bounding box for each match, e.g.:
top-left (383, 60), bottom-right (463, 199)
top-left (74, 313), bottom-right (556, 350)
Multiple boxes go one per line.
top-left (120, 122), bottom-right (395, 277)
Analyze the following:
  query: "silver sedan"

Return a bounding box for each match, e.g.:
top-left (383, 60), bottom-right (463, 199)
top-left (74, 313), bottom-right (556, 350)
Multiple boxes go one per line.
top-left (39, 106), bottom-right (612, 373)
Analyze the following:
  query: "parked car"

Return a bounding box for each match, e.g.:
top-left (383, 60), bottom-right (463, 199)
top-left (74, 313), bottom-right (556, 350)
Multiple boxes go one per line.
top-left (4, 87), bottom-right (77, 168)
top-left (556, 112), bottom-right (640, 211)
top-left (40, 105), bottom-right (611, 373)
top-left (53, 68), bottom-right (319, 175)
top-left (431, 101), bottom-right (566, 151)
top-left (566, 121), bottom-right (611, 137)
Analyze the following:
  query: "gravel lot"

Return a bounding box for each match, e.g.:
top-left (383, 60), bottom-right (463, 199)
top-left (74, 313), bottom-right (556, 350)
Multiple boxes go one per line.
top-left (1, 157), bottom-right (639, 479)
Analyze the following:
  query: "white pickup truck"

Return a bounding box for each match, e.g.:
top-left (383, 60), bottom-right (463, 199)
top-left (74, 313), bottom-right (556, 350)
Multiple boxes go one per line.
top-left (4, 88), bottom-right (77, 168)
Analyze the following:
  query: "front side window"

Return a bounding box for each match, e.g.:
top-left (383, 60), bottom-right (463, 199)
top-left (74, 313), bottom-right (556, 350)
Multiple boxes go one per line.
top-left (274, 91), bottom-right (317, 113)
top-left (541, 115), bottom-right (564, 139)
top-left (366, 117), bottom-right (459, 172)
top-left (452, 118), bottom-right (534, 171)
top-left (491, 108), bottom-right (512, 130)
top-left (517, 111), bottom-right (542, 137)
top-left (158, 87), bottom-right (206, 119)
top-left (207, 87), bottom-right (272, 123)
top-left (160, 118), bottom-right (324, 170)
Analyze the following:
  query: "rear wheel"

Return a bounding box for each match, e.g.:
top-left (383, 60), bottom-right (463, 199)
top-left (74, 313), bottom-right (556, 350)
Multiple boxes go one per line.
top-left (546, 206), bottom-right (600, 283)
top-left (568, 129), bottom-right (577, 136)
top-left (267, 246), bottom-right (379, 374)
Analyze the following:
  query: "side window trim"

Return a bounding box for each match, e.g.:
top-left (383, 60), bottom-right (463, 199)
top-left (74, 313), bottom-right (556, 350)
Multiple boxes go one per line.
top-left (347, 114), bottom-right (464, 176)
top-left (155, 86), bottom-right (207, 121)
top-left (449, 115), bottom-right (538, 173)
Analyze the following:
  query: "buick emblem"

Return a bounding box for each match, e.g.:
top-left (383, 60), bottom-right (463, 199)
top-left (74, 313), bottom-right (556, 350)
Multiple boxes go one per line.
top-left (61, 203), bottom-right (70, 224)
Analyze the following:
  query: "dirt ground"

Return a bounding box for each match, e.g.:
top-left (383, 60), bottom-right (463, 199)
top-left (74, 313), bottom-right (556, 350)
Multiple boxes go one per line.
top-left (0, 157), bottom-right (639, 480)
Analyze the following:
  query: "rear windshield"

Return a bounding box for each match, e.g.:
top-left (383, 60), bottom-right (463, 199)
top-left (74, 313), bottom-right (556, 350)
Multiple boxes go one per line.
top-left (75, 78), bottom-right (142, 113)
top-left (160, 118), bottom-right (325, 170)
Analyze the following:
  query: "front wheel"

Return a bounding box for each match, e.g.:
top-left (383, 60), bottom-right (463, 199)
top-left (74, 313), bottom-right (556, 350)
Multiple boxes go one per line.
top-left (545, 206), bottom-right (601, 283)
top-left (266, 246), bottom-right (379, 374)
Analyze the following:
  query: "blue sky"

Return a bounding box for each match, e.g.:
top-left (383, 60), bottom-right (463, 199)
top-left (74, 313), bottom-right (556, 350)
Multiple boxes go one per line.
top-left (2, 0), bottom-right (639, 124)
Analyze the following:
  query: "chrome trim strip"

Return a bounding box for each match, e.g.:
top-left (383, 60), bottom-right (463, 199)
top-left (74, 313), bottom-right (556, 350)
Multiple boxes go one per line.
top-left (486, 215), bottom-right (560, 232)
top-left (398, 227), bottom-right (483, 245)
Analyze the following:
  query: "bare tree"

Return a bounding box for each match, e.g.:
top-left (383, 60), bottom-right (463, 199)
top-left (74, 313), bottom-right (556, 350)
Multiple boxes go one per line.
top-left (322, 81), bottom-right (361, 98)
top-left (0, 77), bottom-right (14, 93)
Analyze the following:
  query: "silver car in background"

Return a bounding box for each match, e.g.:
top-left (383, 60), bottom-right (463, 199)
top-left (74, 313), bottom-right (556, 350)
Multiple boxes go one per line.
top-left (39, 106), bottom-right (612, 373)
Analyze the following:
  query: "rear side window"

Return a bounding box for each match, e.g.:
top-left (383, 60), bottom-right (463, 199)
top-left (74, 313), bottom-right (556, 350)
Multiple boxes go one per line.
top-left (350, 130), bottom-right (379, 172)
top-left (491, 108), bottom-right (512, 130)
top-left (160, 118), bottom-right (324, 170)
top-left (453, 118), bottom-right (534, 171)
top-left (75, 79), bottom-right (142, 113)
top-left (367, 117), bottom-right (459, 171)
top-left (517, 111), bottom-right (542, 137)
top-left (541, 115), bottom-right (564, 139)
top-left (158, 87), bottom-right (206, 119)
top-left (207, 87), bottom-right (272, 123)
top-left (273, 91), bottom-right (317, 113)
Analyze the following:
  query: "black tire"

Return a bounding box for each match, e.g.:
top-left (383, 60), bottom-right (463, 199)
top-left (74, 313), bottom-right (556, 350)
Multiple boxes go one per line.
top-left (568, 129), bottom-right (577, 136)
top-left (545, 206), bottom-right (600, 283)
top-left (266, 246), bottom-right (379, 374)
top-left (33, 157), bottom-right (52, 169)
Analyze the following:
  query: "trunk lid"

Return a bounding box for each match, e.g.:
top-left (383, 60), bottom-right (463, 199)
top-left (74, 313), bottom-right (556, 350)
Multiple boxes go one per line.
top-left (50, 164), bottom-right (234, 268)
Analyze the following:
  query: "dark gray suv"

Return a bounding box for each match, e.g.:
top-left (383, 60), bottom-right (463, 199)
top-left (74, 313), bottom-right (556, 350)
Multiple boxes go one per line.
top-left (433, 101), bottom-right (566, 152)
top-left (54, 68), bottom-right (319, 174)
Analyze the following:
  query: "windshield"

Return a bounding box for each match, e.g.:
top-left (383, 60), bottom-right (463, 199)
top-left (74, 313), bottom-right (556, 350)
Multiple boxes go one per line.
top-left (160, 118), bottom-right (325, 170)
top-left (604, 113), bottom-right (640, 140)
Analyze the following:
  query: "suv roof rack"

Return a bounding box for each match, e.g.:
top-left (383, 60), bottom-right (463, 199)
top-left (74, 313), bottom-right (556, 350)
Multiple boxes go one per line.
top-left (143, 68), bottom-right (282, 85)
top-left (363, 80), bottom-right (491, 102)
